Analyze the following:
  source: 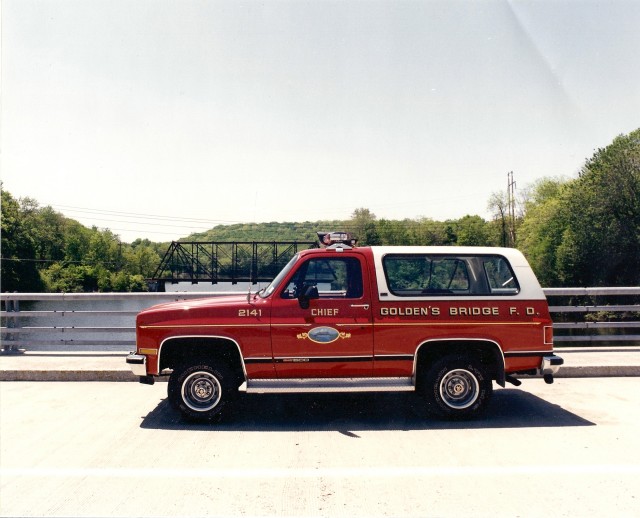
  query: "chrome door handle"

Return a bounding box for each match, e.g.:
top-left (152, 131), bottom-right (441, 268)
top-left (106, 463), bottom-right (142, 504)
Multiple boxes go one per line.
top-left (350, 304), bottom-right (370, 310)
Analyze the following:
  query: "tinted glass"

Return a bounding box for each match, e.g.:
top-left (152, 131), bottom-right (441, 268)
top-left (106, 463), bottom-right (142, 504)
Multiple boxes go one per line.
top-left (483, 256), bottom-right (519, 294)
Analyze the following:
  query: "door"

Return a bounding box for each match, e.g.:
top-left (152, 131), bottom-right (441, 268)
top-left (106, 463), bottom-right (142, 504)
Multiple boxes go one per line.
top-left (270, 254), bottom-right (373, 378)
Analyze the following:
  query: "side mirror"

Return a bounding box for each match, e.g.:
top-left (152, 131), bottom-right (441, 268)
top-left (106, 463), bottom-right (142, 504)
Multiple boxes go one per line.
top-left (298, 284), bottom-right (319, 309)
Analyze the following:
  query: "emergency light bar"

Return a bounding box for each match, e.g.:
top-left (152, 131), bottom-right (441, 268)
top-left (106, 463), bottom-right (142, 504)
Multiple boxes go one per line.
top-left (317, 232), bottom-right (357, 248)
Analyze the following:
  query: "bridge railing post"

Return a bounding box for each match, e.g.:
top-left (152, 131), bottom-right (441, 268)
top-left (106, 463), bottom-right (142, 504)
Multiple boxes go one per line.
top-left (1, 294), bottom-right (23, 354)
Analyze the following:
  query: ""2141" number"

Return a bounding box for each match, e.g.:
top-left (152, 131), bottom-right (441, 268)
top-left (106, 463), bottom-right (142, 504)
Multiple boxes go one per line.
top-left (238, 309), bottom-right (262, 317)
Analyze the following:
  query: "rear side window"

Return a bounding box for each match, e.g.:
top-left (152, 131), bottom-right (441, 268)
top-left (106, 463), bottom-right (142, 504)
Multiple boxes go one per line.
top-left (383, 256), bottom-right (470, 295)
top-left (483, 256), bottom-right (519, 294)
top-left (383, 254), bottom-right (519, 296)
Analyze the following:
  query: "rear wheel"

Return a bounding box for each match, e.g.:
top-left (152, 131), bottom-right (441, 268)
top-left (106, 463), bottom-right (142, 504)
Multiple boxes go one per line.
top-left (168, 361), bottom-right (235, 422)
top-left (420, 354), bottom-right (493, 419)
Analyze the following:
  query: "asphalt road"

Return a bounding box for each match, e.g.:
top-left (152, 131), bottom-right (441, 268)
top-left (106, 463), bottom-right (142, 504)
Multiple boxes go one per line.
top-left (1, 378), bottom-right (639, 517)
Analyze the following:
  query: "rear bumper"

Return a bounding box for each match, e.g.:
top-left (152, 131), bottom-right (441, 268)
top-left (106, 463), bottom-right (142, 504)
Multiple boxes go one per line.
top-left (540, 353), bottom-right (563, 376)
top-left (126, 353), bottom-right (147, 376)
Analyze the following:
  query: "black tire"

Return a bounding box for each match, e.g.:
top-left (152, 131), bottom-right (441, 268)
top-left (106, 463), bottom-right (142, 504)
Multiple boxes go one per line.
top-left (420, 354), bottom-right (493, 419)
top-left (168, 361), bottom-right (235, 422)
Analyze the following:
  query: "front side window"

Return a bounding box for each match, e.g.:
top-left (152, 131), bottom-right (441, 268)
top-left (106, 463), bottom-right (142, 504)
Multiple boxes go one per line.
top-left (261, 254), bottom-right (299, 297)
top-left (281, 257), bottom-right (363, 299)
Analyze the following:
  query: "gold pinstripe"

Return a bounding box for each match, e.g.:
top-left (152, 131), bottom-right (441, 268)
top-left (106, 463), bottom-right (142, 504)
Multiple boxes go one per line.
top-left (141, 321), bottom-right (540, 329)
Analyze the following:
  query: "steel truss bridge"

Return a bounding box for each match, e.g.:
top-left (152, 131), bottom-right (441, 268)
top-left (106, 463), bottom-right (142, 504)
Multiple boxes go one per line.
top-left (150, 241), bottom-right (318, 290)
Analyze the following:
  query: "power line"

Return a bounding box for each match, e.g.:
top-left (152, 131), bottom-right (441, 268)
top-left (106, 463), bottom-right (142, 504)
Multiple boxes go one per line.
top-left (59, 215), bottom-right (216, 231)
top-left (50, 195), bottom-right (483, 227)
top-left (1, 257), bottom-right (120, 267)
top-left (49, 204), bottom-right (243, 225)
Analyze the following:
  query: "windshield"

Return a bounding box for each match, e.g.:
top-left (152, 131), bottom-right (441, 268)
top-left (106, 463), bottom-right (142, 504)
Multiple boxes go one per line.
top-left (260, 254), bottom-right (300, 298)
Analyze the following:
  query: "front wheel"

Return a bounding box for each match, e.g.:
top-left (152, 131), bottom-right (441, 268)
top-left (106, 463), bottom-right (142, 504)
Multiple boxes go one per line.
top-left (420, 355), bottom-right (493, 419)
top-left (168, 361), bottom-right (235, 422)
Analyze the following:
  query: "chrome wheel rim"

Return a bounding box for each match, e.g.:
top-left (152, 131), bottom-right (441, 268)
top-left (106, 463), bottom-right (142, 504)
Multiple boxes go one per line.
top-left (439, 369), bottom-right (480, 409)
top-left (182, 371), bottom-right (222, 412)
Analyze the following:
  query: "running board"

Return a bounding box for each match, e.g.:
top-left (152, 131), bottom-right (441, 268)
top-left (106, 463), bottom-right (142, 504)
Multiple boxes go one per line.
top-left (240, 377), bottom-right (415, 394)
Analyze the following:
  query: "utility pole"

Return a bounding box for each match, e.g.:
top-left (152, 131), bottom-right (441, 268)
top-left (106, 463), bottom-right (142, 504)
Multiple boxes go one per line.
top-left (507, 171), bottom-right (517, 246)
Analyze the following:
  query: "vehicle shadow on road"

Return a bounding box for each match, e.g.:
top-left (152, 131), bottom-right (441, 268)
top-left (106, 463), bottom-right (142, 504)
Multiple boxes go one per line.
top-left (139, 389), bottom-right (594, 431)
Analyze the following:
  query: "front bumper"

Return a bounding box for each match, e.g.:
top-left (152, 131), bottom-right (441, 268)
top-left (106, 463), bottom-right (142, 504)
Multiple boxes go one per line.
top-left (126, 353), bottom-right (147, 376)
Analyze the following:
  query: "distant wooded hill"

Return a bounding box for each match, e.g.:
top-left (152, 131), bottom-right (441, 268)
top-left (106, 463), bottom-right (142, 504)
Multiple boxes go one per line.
top-left (185, 221), bottom-right (347, 242)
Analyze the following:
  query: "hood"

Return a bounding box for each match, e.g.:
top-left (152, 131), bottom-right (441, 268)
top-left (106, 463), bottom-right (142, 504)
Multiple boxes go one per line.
top-left (137, 294), bottom-right (252, 325)
top-left (142, 294), bottom-right (249, 313)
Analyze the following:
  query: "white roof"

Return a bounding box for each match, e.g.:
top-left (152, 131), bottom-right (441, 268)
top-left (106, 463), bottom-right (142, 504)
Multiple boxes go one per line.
top-left (369, 246), bottom-right (529, 264)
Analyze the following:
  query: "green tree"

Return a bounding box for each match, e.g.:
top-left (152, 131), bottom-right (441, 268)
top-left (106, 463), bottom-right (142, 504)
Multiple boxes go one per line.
top-left (559, 129), bottom-right (640, 286)
top-left (350, 208), bottom-right (380, 245)
top-left (86, 229), bottom-right (121, 269)
top-left (1, 189), bottom-right (43, 292)
top-left (123, 245), bottom-right (161, 278)
top-left (110, 271), bottom-right (131, 292)
top-left (30, 205), bottom-right (67, 262)
top-left (488, 190), bottom-right (510, 247)
top-left (408, 217), bottom-right (449, 245)
top-left (454, 215), bottom-right (493, 246)
top-left (377, 219), bottom-right (411, 245)
top-left (63, 221), bottom-right (92, 264)
top-left (41, 264), bottom-right (98, 293)
top-left (127, 274), bottom-right (148, 292)
top-left (518, 129), bottom-right (640, 287)
top-left (517, 178), bottom-right (569, 286)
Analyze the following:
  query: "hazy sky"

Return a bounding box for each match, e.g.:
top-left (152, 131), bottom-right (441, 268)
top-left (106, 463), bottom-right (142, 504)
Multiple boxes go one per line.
top-left (2, 0), bottom-right (639, 243)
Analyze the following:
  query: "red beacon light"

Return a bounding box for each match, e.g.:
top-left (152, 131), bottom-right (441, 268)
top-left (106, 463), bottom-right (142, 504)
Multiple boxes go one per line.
top-left (317, 231), bottom-right (357, 249)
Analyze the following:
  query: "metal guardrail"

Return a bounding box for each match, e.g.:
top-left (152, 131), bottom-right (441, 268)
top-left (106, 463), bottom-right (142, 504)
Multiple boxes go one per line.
top-left (1, 288), bottom-right (639, 352)
top-left (1, 292), bottom-right (230, 351)
top-left (545, 287), bottom-right (640, 343)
